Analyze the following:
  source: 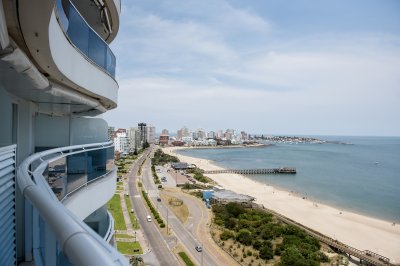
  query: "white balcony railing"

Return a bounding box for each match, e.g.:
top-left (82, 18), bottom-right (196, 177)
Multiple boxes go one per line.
top-left (17, 142), bottom-right (127, 266)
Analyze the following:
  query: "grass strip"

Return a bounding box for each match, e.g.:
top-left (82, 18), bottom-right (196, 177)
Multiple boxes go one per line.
top-left (116, 241), bottom-right (142, 255)
top-left (107, 194), bottom-right (127, 230)
top-left (141, 190), bottom-right (165, 227)
top-left (178, 252), bottom-right (195, 266)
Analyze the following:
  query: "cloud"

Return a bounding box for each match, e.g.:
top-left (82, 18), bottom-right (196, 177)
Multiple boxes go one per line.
top-left (105, 1), bottom-right (400, 136)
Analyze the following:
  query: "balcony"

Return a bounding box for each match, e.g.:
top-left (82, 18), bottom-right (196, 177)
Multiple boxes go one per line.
top-left (7, 0), bottom-right (119, 114)
top-left (17, 142), bottom-right (127, 265)
top-left (56, 0), bottom-right (116, 77)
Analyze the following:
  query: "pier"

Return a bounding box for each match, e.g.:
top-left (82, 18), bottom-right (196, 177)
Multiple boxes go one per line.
top-left (203, 167), bottom-right (296, 175)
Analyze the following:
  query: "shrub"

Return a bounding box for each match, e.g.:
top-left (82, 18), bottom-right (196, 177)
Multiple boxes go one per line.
top-left (178, 252), bottom-right (195, 266)
top-left (224, 217), bottom-right (238, 229)
top-left (307, 251), bottom-right (329, 263)
top-left (220, 230), bottom-right (234, 241)
top-left (236, 229), bottom-right (252, 246)
top-left (279, 246), bottom-right (308, 266)
top-left (225, 202), bottom-right (245, 217)
top-left (253, 239), bottom-right (264, 250)
top-left (259, 244), bottom-right (274, 261)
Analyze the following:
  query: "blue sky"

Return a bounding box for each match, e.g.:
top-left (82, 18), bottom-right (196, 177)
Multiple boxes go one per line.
top-left (104, 0), bottom-right (400, 136)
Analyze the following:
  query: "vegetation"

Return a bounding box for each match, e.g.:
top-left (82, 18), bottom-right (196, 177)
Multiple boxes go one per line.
top-left (116, 241), bottom-right (142, 255)
top-left (124, 196), bottom-right (139, 229)
top-left (115, 234), bottom-right (132, 238)
top-left (151, 149), bottom-right (179, 165)
top-left (141, 190), bottom-right (165, 227)
top-left (107, 194), bottom-right (126, 230)
top-left (138, 158), bottom-right (146, 176)
top-left (161, 194), bottom-right (189, 224)
top-left (151, 165), bottom-right (161, 184)
top-left (178, 252), bottom-right (195, 266)
top-left (142, 141), bottom-right (150, 150)
top-left (212, 202), bottom-right (329, 265)
top-left (186, 167), bottom-right (212, 183)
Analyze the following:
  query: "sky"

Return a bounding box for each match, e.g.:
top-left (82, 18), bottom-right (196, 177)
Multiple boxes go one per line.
top-left (103, 0), bottom-right (400, 136)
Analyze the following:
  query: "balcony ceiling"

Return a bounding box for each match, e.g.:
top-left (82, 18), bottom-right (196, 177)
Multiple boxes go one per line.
top-left (0, 59), bottom-right (100, 115)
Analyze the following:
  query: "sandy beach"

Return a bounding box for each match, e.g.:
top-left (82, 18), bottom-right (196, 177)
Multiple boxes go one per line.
top-left (163, 146), bottom-right (400, 263)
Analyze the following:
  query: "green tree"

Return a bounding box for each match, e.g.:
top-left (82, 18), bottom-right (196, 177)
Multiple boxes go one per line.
top-left (259, 243), bottom-right (274, 260)
top-left (224, 217), bottom-right (238, 230)
top-left (236, 229), bottom-right (252, 246)
top-left (279, 246), bottom-right (309, 266)
top-left (225, 202), bottom-right (245, 217)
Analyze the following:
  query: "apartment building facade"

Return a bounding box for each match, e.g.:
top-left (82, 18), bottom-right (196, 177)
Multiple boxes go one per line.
top-left (0, 0), bottom-right (127, 265)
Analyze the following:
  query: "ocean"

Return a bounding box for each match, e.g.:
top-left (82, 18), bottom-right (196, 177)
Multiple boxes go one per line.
top-left (177, 136), bottom-right (400, 222)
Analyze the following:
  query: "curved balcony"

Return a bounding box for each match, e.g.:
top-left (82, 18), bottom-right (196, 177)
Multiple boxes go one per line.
top-left (105, 211), bottom-right (115, 245)
top-left (56, 0), bottom-right (116, 77)
top-left (17, 142), bottom-right (127, 265)
top-left (13, 0), bottom-right (118, 114)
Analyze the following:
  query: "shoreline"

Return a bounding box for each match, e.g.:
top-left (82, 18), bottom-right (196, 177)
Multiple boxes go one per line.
top-left (174, 143), bottom-right (270, 149)
top-left (163, 146), bottom-right (400, 263)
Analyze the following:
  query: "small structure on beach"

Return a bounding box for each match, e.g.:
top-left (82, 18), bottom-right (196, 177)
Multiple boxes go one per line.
top-left (171, 162), bottom-right (195, 170)
top-left (211, 189), bottom-right (255, 205)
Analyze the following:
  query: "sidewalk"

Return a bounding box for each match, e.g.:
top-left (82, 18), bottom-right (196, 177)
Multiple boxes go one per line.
top-left (119, 178), bottom-right (150, 253)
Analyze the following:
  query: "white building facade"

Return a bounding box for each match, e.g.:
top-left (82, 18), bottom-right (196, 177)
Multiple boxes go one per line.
top-left (0, 0), bottom-right (127, 265)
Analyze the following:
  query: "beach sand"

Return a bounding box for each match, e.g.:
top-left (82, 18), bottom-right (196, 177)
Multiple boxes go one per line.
top-left (163, 146), bottom-right (400, 263)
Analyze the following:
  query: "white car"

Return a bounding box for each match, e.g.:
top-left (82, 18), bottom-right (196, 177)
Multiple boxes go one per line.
top-left (146, 215), bottom-right (152, 222)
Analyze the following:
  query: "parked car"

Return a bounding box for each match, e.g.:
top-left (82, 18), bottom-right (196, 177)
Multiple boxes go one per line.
top-left (157, 197), bottom-right (161, 202)
top-left (195, 245), bottom-right (202, 252)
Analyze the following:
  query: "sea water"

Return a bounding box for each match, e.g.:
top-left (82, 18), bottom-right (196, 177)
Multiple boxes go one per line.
top-left (177, 136), bottom-right (400, 222)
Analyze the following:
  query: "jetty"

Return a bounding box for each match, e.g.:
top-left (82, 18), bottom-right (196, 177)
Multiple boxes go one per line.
top-left (203, 167), bottom-right (296, 175)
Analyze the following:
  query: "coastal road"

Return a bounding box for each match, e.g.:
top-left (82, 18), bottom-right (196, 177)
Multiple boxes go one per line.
top-left (127, 151), bottom-right (179, 266)
top-left (141, 155), bottom-right (222, 266)
top-left (162, 189), bottom-right (239, 266)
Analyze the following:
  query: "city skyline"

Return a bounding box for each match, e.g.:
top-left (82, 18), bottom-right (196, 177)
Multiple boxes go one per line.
top-left (104, 0), bottom-right (400, 137)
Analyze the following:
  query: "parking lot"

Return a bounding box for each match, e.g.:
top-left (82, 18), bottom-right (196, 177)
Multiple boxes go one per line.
top-left (155, 166), bottom-right (194, 187)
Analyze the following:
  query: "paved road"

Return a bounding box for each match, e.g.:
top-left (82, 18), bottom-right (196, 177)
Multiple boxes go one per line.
top-left (142, 155), bottom-right (220, 266)
top-left (162, 189), bottom-right (239, 266)
top-left (127, 151), bottom-right (179, 266)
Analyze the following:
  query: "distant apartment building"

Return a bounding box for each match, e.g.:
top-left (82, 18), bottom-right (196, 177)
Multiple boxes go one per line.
top-left (114, 129), bottom-right (129, 155)
top-left (138, 122), bottom-right (147, 147)
top-left (159, 134), bottom-right (170, 146)
top-left (108, 126), bottom-right (115, 140)
top-left (177, 126), bottom-right (190, 140)
top-left (207, 131), bottom-right (216, 139)
top-left (182, 136), bottom-right (193, 144)
top-left (128, 127), bottom-right (140, 152)
top-left (146, 125), bottom-right (156, 144)
top-left (196, 128), bottom-right (206, 140)
top-left (241, 131), bottom-right (248, 141)
top-left (225, 129), bottom-right (236, 140)
top-left (161, 129), bottom-right (169, 135)
top-left (216, 130), bottom-right (224, 139)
